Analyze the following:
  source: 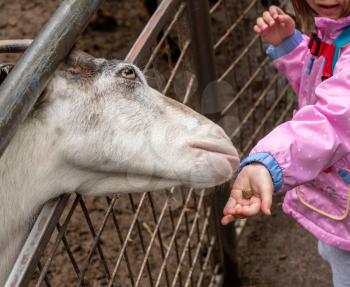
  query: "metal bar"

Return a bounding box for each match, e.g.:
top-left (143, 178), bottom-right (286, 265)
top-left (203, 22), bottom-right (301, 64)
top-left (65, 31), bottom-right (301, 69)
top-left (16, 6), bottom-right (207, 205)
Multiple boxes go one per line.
top-left (0, 0), bottom-right (103, 159)
top-left (208, 264), bottom-right (222, 287)
top-left (183, 208), bottom-right (211, 287)
top-left (221, 57), bottom-right (269, 117)
top-left (209, 0), bottom-right (224, 15)
top-left (182, 75), bottom-right (196, 105)
top-left (0, 40), bottom-right (95, 65)
top-left (5, 195), bottom-right (70, 287)
top-left (187, 2), bottom-right (238, 286)
top-left (196, 237), bottom-right (216, 287)
top-left (166, 189), bottom-right (183, 287)
top-left (36, 195), bottom-right (81, 287)
top-left (214, 0), bottom-right (257, 50)
top-left (126, 0), bottom-right (181, 64)
top-left (147, 193), bottom-right (171, 286)
top-left (191, 192), bottom-right (205, 271)
top-left (134, 194), bottom-right (171, 287)
top-left (107, 193), bottom-right (148, 286)
top-left (241, 84), bottom-right (289, 155)
top-left (79, 197), bottom-right (112, 282)
top-left (229, 74), bottom-right (280, 140)
top-left (218, 34), bottom-right (260, 82)
top-left (77, 197), bottom-right (118, 286)
top-left (37, 261), bottom-right (52, 287)
top-left (0, 39), bottom-right (32, 53)
top-left (129, 194), bottom-right (155, 287)
top-left (154, 189), bottom-right (194, 287)
top-left (171, 191), bottom-right (205, 287)
top-left (56, 223), bottom-right (81, 281)
top-left (162, 40), bottom-right (190, 95)
top-left (180, 188), bottom-right (195, 287)
top-left (275, 98), bottom-right (295, 126)
top-left (144, 2), bottom-right (186, 73)
top-left (105, 197), bottom-right (135, 286)
top-left (186, 0), bottom-right (218, 116)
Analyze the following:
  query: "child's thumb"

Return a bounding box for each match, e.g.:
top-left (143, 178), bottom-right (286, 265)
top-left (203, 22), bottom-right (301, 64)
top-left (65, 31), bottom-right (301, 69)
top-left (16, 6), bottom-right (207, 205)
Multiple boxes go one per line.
top-left (260, 188), bottom-right (272, 215)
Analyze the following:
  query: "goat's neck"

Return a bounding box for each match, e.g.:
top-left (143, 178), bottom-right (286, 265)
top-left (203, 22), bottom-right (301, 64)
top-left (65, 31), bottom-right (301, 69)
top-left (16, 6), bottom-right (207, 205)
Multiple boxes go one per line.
top-left (0, 121), bottom-right (72, 284)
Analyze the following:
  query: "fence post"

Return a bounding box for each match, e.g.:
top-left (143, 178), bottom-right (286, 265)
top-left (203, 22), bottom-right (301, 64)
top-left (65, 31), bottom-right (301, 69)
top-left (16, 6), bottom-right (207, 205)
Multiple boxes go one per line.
top-left (186, 0), bottom-right (239, 286)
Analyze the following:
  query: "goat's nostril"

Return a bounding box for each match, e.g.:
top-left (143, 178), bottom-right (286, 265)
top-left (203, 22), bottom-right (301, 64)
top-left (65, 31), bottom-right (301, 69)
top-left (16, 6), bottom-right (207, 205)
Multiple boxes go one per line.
top-left (121, 67), bottom-right (137, 80)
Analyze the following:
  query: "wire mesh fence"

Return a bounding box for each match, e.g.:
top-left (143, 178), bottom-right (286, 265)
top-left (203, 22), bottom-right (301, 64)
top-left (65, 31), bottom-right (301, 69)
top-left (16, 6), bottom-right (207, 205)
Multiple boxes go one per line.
top-left (6, 0), bottom-right (295, 286)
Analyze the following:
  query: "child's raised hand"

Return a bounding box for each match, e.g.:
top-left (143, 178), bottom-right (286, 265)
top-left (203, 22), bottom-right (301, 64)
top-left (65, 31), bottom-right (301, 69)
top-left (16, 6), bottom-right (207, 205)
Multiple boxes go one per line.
top-left (254, 5), bottom-right (296, 46)
top-left (221, 163), bottom-right (274, 225)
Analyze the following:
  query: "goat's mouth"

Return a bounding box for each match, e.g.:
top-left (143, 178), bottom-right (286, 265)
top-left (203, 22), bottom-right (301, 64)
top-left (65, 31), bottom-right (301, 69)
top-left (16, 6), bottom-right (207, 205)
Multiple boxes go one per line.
top-left (189, 140), bottom-right (239, 168)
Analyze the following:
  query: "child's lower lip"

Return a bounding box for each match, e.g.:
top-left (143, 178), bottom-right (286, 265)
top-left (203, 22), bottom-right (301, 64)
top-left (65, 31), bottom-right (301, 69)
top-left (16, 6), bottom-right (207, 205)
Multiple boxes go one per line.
top-left (317, 4), bottom-right (340, 16)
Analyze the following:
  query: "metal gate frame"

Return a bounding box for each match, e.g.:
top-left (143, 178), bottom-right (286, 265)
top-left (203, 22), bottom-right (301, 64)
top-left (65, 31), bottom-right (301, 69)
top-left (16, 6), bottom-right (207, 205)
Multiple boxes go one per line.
top-left (2, 0), bottom-right (239, 286)
top-left (1, 0), bottom-right (294, 286)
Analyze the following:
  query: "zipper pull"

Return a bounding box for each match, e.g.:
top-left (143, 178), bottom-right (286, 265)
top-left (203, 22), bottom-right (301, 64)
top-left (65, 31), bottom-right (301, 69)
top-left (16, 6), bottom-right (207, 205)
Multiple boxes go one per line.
top-left (306, 56), bottom-right (315, 75)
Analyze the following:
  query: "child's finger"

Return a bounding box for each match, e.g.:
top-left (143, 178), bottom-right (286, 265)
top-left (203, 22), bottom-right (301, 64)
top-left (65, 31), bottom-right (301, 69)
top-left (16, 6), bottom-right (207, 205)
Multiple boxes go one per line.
top-left (234, 199), bottom-right (260, 217)
top-left (221, 214), bottom-right (236, 225)
top-left (261, 191), bottom-right (272, 215)
top-left (269, 5), bottom-right (285, 18)
top-left (254, 25), bottom-right (262, 34)
top-left (263, 11), bottom-right (275, 26)
top-left (223, 194), bottom-right (238, 215)
top-left (250, 173), bottom-right (273, 216)
top-left (256, 17), bottom-right (268, 30)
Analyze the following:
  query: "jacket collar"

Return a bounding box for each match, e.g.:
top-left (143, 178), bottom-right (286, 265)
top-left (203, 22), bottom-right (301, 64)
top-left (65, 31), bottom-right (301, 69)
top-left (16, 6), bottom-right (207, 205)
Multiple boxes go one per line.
top-left (315, 14), bottom-right (350, 39)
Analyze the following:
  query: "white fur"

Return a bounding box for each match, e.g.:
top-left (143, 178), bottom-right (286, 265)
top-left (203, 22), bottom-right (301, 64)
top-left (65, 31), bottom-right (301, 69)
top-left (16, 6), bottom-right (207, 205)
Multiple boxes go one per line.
top-left (0, 60), bottom-right (239, 283)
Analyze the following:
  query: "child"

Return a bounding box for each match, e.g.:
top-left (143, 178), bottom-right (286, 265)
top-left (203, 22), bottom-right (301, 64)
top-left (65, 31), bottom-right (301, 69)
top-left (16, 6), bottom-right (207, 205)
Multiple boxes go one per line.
top-left (221, 1), bottom-right (350, 286)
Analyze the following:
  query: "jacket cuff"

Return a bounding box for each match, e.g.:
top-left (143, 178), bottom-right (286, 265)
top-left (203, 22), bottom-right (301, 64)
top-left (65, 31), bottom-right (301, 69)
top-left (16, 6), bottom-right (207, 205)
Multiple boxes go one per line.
top-left (239, 152), bottom-right (284, 192)
top-left (266, 30), bottom-right (303, 60)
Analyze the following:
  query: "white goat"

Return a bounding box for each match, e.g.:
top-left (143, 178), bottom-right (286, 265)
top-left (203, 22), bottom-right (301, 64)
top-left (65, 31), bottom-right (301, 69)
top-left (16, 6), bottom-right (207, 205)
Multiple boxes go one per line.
top-left (0, 55), bottom-right (239, 283)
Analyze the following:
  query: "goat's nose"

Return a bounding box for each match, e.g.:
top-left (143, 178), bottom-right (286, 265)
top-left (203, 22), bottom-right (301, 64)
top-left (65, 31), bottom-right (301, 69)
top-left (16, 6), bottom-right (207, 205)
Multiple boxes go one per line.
top-left (212, 125), bottom-right (230, 140)
top-left (188, 123), bottom-right (236, 156)
top-left (194, 122), bottom-right (230, 142)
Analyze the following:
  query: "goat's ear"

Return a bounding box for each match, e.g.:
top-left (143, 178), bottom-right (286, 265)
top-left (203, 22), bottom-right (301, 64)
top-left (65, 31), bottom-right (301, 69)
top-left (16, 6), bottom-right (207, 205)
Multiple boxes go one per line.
top-left (66, 63), bottom-right (96, 77)
top-left (60, 50), bottom-right (97, 81)
top-left (0, 64), bottom-right (14, 85)
top-left (60, 62), bottom-right (97, 81)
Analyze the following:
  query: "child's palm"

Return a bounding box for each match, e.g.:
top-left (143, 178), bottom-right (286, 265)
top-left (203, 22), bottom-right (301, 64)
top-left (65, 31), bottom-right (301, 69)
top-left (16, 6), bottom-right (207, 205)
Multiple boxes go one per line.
top-left (221, 163), bottom-right (273, 225)
top-left (224, 187), bottom-right (262, 218)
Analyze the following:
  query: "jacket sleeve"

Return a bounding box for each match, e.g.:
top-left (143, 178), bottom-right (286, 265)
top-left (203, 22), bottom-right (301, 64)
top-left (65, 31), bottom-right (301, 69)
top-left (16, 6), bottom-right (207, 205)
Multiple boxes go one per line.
top-left (240, 47), bottom-right (350, 193)
top-left (267, 30), bottom-right (310, 94)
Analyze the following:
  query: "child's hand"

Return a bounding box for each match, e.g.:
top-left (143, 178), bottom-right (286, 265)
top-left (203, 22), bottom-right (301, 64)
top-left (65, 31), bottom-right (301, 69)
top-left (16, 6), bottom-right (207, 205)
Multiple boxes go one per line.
top-left (221, 163), bottom-right (274, 225)
top-left (254, 5), bottom-right (296, 46)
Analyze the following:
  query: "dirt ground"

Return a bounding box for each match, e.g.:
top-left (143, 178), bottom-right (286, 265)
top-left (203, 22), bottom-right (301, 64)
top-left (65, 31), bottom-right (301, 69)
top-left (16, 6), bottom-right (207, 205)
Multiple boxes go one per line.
top-left (0, 0), bottom-right (334, 286)
top-left (236, 194), bottom-right (332, 287)
top-left (0, 0), bottom-right (147, 62)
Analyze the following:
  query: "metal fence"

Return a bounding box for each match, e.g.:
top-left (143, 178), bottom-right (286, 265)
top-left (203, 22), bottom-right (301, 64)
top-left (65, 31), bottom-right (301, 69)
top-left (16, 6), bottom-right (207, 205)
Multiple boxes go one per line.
top-left (2, 0), bottom-right (294, 286)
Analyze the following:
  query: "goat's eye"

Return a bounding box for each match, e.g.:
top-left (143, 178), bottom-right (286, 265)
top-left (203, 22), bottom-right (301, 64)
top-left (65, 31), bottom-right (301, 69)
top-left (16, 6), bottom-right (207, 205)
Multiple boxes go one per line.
top-left (120, 67), bottom-right (137, 80)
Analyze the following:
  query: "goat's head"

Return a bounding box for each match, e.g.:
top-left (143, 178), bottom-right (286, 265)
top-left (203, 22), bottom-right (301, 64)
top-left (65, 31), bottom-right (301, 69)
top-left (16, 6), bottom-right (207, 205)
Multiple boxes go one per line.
top-left (0, 56), bottom-right (239, 195)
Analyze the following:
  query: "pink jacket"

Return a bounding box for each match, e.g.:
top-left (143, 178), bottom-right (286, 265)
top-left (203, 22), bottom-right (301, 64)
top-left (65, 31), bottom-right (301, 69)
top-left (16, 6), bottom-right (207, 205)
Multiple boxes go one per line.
top-left (240, 15), bottom-right (350, 250)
